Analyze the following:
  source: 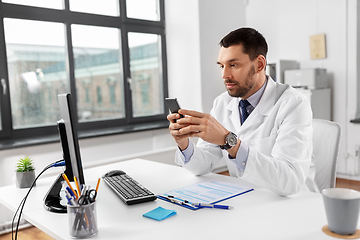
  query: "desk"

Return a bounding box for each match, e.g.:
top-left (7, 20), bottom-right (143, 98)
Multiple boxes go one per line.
top-left (0, 159), bottom-right (337, 240)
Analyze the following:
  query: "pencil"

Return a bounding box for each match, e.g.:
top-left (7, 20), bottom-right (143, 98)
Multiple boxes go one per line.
top-left (95, 178), bottom-right (100, 193)
top-left (62, 173), bottom-right (78, 200)
top-left (74, 176), bottom-right (81, 197)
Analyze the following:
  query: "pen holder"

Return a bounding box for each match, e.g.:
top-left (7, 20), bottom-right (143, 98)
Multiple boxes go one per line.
top-left (67, 202), bottom-right (98, 238)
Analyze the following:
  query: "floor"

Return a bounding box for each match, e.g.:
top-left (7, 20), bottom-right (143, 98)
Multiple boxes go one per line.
top-left (335, 178), bottom-right (360, 191)
top-left (0, 226), bottom-right (54, 240)
top-left (1, 176), bottom-right (360, 240)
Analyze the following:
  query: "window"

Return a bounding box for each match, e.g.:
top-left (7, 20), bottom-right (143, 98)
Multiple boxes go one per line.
top-left (69, 0), bottom-right (119, 16)
top-left (128, 32), bottom-right (163, 118)
top-left (126, 0), bottom-right (159, 21)
top-left (0, 0), bottom-right (168, 147)
top-left (4, 18), bottom-right (68, 129)
top-left (72, 24), bottom-right (123, 122)
top-left (2, 0), bottom-right (63, 9)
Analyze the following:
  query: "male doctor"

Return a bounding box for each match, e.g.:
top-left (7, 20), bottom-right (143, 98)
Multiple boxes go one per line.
top-left (167, 27), bottom-right (318, 196)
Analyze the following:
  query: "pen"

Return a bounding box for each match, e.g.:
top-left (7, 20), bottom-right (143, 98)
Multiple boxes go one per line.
top-left (167, 195), bottom-right (190, 203)
top-left (65, 189), bottom-right (79, 206)
top-left (158, 195), bottom-right (194, 208)
top-left (62, 173), bottom-right (78, 200)
top-left (66, 187), bottom-right (77, 201)
top-left (191, 203), bottom-right (233, 210)
top-left (66, 195), bottom-right (73, 205)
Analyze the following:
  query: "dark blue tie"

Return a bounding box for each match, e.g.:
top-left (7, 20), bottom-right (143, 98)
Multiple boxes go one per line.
top-left (240, 99), bottom-right (251, 124)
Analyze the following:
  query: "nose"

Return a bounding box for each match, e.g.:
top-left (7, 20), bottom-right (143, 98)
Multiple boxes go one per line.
top-left (222, 65), bottom-right (231, 80)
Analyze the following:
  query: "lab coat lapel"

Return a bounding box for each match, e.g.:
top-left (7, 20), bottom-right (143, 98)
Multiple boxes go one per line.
top-left (256, 77), bottom-right (277, 117)
top-left (238, 78), bottom-right (277, 133)
top-left (227, 97), bottom-right (241, 132)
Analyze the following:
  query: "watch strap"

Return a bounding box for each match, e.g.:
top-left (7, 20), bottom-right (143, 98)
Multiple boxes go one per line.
top-left (220, 142), bottom-right (232, 150)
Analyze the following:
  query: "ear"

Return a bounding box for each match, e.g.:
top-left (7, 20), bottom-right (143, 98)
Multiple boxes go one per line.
top-left (256, 55), bottom-right (266, 73)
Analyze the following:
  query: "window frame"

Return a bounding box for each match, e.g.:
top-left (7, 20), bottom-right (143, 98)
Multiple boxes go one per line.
top-left (0, 0), bottom-right (169, 149)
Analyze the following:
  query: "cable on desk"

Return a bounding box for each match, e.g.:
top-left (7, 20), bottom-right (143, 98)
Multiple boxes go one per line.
top-left (11, 159), bottom-right (65, 240)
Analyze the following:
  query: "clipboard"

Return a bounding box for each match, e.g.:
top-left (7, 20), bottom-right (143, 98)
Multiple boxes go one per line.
top-left (158, 181), bottom-right (253, 210)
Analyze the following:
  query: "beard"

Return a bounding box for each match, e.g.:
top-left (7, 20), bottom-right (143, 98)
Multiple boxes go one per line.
top-left (225, 65), bottom-right (256, 98)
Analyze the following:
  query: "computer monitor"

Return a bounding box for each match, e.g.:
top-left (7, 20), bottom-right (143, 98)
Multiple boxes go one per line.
top-left (57, 93), bottom-right (85, 185)
top-left (43, 93), bottom-right (85, 213)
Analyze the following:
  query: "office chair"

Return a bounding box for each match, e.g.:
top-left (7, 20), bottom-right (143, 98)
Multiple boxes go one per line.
top-left (312, 118), bottom-right (341, 192)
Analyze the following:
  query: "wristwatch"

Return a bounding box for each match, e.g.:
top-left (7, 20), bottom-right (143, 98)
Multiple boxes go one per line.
top-left (220, 132), bottom-right (238, 150)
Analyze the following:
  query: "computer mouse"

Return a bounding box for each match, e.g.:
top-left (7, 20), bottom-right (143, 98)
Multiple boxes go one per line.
top-left (104, 170), bottom-right (126, 177)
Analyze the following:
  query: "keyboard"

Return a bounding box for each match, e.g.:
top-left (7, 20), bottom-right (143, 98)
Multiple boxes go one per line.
top-left (102, 170), bottom-right (157, 205)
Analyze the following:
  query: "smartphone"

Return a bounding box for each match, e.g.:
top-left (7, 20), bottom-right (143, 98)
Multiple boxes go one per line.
top-left (165, 98), bottom-right (184, 119)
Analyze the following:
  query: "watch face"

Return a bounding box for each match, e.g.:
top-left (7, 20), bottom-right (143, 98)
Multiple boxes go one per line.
top-left (226, 132), bottom-right (237, 146)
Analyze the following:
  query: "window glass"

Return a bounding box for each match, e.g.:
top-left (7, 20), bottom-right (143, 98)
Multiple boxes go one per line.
top-left (69, 0), bottom-right (119, 16)
top-left (71, 24), bottom-right (125, 122)
top-left (128, 32), bottom-right (164, 117)
top-left (126, 0), bottom-right (159, 21)
top-left (4, 18), bottom-right (68, 129)
top-left (2, 0), bottom-right (63, 9)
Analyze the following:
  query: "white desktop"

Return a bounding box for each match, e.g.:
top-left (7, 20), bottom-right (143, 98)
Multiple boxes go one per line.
top-left (0, 158), bottom-right (338, 240)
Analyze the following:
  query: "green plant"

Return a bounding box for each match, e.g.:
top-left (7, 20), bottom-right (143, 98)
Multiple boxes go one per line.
top-left (16, 156), bottom-right (35, 172)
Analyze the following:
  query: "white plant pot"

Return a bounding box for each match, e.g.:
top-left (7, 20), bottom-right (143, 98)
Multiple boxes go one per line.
top-left (16, 171), bottom-right (36, 188)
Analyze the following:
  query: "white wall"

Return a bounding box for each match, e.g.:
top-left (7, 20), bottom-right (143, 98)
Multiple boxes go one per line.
top-left (246, 0), bottom-right (360, 180)
top-left (165, 0), bottom-right (202, 111)
top-left (198, 0), bottom-right (246, 113)
top-left (166, 0), bottom-right (246, 113)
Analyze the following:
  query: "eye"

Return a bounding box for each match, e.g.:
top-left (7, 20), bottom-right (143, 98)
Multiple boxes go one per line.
top-left (218, 65), bottom-right (224, 69)
top-left (230, 63), bottom-right (238, 67)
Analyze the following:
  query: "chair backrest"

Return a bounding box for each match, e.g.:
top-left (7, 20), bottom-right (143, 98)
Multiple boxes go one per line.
top-left (312, 119), bottom-right (341, 192)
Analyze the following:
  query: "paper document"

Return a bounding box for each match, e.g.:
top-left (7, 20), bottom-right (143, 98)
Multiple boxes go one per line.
top-left (158, 181), bottom-right (253, 210)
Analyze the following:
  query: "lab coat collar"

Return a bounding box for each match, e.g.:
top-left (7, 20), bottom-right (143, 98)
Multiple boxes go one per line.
top-left (226, 76), bottom-right (277, 132)
top-left (256, 76), bottom-right (277, 117)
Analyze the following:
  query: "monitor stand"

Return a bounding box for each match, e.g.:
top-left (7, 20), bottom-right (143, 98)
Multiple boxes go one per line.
top-left (43, 173), bottom-right (67, 213)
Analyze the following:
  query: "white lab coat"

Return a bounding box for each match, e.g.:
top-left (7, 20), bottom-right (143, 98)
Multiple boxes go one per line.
top-left (175, 77), bottom-right (318, 196)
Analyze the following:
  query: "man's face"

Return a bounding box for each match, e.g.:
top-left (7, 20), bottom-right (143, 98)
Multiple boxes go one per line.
top-left (217, 44), bottom-right (257, 99)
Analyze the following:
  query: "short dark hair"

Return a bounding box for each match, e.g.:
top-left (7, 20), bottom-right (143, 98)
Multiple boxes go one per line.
top-left (219, 27), bottom-right (268, 61)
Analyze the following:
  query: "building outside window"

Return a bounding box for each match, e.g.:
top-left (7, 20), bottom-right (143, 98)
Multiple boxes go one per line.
top-left (0, 0), bottom-right (168, 146)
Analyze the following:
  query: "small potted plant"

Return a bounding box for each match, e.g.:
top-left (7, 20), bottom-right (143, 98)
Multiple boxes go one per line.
top-left (16, 156), bottom-right (36, 188)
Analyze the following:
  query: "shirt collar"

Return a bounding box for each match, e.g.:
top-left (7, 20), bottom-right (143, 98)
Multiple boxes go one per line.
top-left (243, 75), bottom-right (268, 108)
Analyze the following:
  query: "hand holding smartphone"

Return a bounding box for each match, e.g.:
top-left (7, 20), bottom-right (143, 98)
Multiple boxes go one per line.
top-left (165, 98), bottom-right (189, 149)
top-left (165, 98), bottom-right (184, 120)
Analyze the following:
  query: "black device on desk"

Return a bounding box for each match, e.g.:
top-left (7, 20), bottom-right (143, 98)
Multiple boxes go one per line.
top-left (44, 93), bottom-right (86, 213)
top-left (102, 170), bottom-right (157, 205)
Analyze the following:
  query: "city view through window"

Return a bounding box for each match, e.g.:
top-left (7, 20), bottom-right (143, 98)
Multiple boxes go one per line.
top-left (0, 0), bottom-right (167, 143)
top-left (4, 20), bottom-right (164, 130)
